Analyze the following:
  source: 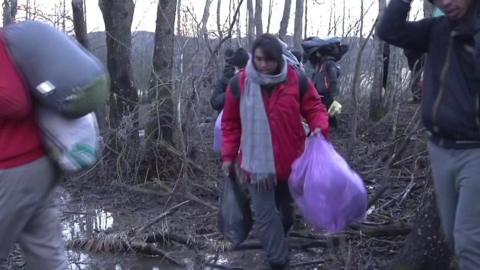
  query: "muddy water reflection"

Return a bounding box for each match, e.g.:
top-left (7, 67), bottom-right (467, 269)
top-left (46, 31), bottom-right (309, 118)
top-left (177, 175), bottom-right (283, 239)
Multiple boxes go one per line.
top-left (63, 209), bottom-right (114, 241)
top-left (61, 195), bottom-right (182, 270)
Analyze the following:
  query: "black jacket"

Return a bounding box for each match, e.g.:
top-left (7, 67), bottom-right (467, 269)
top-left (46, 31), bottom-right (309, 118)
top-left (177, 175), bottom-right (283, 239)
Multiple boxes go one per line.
top-left (311, 58), bottom-right (340, 98)
top-left (377, 0), bottom-right (480, 147)
top-left (210, 76), bottom-right (229, 113)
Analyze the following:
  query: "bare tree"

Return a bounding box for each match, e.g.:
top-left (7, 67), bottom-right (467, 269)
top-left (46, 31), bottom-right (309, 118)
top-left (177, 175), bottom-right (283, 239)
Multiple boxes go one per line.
top-left (72, 0), bottom-right (89, 48)
top-left (293, 0), bottom-right (304, 49)
top-left (254, 0), bottom-right (263, 35)
top-left (235, 0), bottom-right (243, 47)
top-left (2, 0), bottom-right (17, 26)
top-left (304, 0), bottom-right (308, 39)
top-left (369, 0), bottom-right (387, 121)
top-left (200, 0), bottom-right (213, 37)
top-left (342, 0), bottom-right (346, 37)
top-left (247, 0), bottom-right (254, 45)
top-left (147, 0), bottom-right (177, 143)
top-left (99, 0), bottom-right (138, 129)
top-left (327, 1), bottom-right (332, 35)
top-left (216, 0), bottom-right (223, 39)
top-left (359, 0), bottom-right (364, 36)
top-left (266, 0), bottom-right (272, 33)
top-left (61, 0), bottom-right (66, 32)
top-left (278, 0), bottom-right (291, 41)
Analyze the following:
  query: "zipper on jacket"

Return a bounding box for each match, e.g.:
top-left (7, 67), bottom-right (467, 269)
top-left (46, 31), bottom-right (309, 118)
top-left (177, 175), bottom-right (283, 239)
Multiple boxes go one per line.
top-left (432, 37), bottom-right (454, 134)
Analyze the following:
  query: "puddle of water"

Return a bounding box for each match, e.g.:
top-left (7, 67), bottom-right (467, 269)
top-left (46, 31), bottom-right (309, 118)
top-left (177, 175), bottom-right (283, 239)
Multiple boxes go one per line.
top-left (68, 251), bottom-right (184, 270)
top-left (62, 209), bottom-right (114, 241)
top-left (60, 193), bottom-right (182, 270)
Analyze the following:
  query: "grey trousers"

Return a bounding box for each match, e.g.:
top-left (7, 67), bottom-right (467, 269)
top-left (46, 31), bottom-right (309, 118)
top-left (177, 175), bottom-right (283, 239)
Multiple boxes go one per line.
top-left (0, 157), bottom-right (68, 270)
top-left (248, 182), bottom-right (294, 267)
top-left (428, 142), bottom-right (480, 270)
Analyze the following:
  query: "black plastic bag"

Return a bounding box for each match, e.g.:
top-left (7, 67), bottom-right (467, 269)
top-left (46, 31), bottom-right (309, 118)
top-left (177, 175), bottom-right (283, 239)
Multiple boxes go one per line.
top-left (218, 172), bottom-right (253, 247)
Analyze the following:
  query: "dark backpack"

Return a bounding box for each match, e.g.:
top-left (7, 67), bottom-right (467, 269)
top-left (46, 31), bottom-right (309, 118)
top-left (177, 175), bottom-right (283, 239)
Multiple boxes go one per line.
top-left (228, 70), bottom-right (309, 105)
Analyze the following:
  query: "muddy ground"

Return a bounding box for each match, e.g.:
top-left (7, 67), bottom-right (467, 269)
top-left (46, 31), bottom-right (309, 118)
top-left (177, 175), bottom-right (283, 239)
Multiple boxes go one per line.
top-left (2, 104), bottom-right (425, 270)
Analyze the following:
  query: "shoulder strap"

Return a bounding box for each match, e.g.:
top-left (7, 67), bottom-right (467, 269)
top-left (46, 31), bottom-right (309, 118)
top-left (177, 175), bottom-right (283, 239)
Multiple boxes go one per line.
top-left (229, 73), bottom-right (241, 101)
top-left (229, 71), bottom-right (308, 104)
top-left (297, 70), bottom-right (308, 104)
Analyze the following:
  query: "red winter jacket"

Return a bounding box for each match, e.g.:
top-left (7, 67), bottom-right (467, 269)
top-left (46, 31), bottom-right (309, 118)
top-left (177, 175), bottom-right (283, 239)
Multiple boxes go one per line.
top-left (0, 32), bottom-right (45, 169)
top-left (221, 66), bottom-right (329, 182)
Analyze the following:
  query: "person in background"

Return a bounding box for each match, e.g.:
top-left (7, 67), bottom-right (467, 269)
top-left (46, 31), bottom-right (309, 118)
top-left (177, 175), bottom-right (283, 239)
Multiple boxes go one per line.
top-left (0, 30), bottom-right (68, 269)
top-left (377, 0), bottom-right (480, 268)
top-left (307, 44), bottom-right (341, 128)
top-left (210, 48), bottom-right (249, 113)
top-left (221, 34), bottom-right (329, 269)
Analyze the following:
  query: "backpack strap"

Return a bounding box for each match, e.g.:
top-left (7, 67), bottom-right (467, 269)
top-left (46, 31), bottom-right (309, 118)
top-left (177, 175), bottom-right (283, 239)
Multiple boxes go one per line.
top-left (297, 70), bottom-right (308, 104)
top-left (229, 73), bottom-right (241, 101)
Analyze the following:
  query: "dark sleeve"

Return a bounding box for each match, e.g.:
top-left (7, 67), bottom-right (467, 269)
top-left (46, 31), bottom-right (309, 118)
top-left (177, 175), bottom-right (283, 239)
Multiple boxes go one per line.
top-left (301, 79), bottom-right (329, 138)
top-left (376, 0), bottom-right (435, 53)
top-left (210, 78), bottom-right (228, 112)
top-left (324, 62), bottom-right (339, 97)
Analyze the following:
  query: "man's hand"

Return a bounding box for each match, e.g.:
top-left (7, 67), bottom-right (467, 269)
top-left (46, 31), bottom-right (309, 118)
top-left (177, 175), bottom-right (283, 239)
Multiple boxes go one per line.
top-left (222, 161), bottom-right (233, 176)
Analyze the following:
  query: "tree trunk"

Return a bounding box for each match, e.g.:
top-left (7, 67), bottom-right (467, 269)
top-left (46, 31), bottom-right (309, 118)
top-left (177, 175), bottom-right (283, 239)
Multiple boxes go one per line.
top-left (342, 0), bottom-right (346, 37)
top-left (147, 0), bottom-right (177, 144)
top-left (304, 0), bottom-right (308, 39)
top-left (359, 0), bottom-right (364, 37)
top-left (266, 0), bottom-right (272, 33)
top-left (293, 0), bottom-right (304, 49)
top-left (217, 0), bottom-right (223, 39)
top-left (200, 0), bottom-right (213, 37)
top-left (247, 0), bottom-right (254, 45)
top-left (235, 0), bottom-right (243, 47)
top-left (62, 0), bottom-right (67, 32)
top-left (278, 0), bottom-right (291, 41)
top-left (2, 0), bottom-right (17, 26)
top-left (254, 0), bottom-right (262, 35)
top-left (369, 0), bottom-right (387, 121)
top-left (99, 0), bottom-right (138, 129)
top-left (391, 181), bottom-right (453, 270)
top-left (71, 0), bottom-right (89, 49)
top-left (327, 2), bottom-right (332, 36)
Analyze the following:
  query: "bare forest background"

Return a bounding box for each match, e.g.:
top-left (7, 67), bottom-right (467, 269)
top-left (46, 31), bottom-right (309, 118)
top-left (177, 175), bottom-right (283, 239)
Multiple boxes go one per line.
top-left (1, 0), bottom-right (455, 269)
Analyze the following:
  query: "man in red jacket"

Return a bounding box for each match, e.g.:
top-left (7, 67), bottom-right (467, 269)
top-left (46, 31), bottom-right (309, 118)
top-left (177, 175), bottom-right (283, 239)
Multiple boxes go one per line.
top-left (221, 34), bottom-right (329, 269)
top-left (0, 33), bottom-right (67, 269)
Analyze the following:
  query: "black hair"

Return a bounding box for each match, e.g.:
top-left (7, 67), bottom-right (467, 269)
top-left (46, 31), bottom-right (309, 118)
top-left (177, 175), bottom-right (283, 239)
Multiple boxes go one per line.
top-left (231, 48), bottom-right (249, 68)
top-left (251, 34), bottom-right (283, 64)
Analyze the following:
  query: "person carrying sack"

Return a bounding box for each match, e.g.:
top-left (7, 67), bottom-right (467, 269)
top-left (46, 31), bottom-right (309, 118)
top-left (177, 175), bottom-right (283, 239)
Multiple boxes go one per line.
top-left (220, 34), bottom-right (329, 270)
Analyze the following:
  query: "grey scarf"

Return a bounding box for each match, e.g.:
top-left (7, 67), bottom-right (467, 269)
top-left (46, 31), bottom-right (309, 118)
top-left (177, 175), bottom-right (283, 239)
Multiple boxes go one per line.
top-left (240, 57), bottom-right (288, 189)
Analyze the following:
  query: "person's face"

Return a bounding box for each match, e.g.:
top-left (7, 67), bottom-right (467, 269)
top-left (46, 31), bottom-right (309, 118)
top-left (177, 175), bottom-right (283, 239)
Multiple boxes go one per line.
top-left (253, 48), bottom-right (279, 75)
top-left (433, 0), bottom-right (473, 20)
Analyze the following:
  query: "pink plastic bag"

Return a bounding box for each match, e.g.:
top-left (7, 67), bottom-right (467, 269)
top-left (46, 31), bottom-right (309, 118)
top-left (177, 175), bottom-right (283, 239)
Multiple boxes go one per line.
top-left (289, 136), bottom-right (367, 233)
top-left (213, 111), bottom-right (223, 153)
